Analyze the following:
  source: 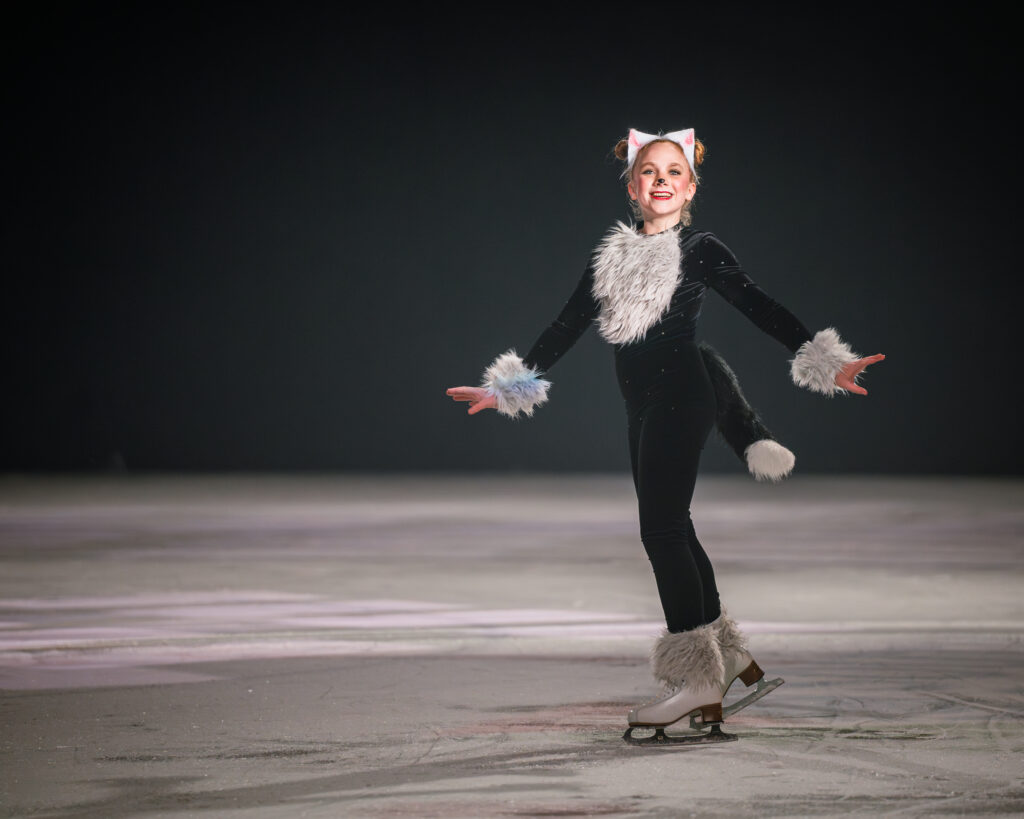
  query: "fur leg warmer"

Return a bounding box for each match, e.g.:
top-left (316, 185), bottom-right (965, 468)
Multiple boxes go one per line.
top-left (699, 341), bottom-right (795, 482)
top-left (790, 327), bottom-right (861, 397)
top-left (480, 349), bottom-right (552, 419)
top-left (650, 622), bottom-right (725, 691)
top-left (711, 605), bottom-right (750, 657)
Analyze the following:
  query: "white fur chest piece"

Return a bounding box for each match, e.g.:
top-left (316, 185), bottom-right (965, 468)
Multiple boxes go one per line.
top-left (590, 221), bottom-right (683, 345)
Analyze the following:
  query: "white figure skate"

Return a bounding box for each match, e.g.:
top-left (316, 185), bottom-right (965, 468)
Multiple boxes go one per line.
top-left (624, 679), bottom-right (737, 746)
top-left (624, 622), bottom-right (737, 746)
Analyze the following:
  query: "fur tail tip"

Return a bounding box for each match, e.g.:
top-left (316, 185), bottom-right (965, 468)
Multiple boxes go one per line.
top-left (745, 439), bottom-right (795, 482)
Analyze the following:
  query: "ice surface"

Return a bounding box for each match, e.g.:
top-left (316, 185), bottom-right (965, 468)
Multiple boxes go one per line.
top-left (1, 474), bottom-right (1022, 817)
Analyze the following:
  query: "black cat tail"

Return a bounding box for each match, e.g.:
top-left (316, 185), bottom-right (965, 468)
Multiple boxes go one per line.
top-left (698, 341), bottom-right (795, 482)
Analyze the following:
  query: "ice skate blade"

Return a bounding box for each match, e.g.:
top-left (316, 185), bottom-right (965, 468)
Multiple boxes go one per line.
top-left (623, 723), bottom-right (737, 746)
top-left (689, 676), bottom-right (785, 730)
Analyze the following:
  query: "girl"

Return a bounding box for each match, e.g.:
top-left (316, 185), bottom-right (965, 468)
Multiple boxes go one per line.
top-left (446, 127), bottom-right (885, 745)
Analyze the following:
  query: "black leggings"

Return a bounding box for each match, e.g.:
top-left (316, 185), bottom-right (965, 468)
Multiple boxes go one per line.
top-left (617, 340), bottom-right (722, 633)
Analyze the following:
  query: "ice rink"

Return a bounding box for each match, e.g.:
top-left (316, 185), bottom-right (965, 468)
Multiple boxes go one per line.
top-left (1, 473), bottom-right (1022, 817)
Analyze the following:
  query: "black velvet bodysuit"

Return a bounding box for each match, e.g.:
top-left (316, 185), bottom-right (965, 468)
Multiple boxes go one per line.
top-left (522, 224), bottom-right (815, 385)
top-left (517, 220), bottom-right (817, 632)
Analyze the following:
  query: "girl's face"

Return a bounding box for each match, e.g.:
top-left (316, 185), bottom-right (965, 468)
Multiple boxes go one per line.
top-left (627, 141), bottom-right (696, 222)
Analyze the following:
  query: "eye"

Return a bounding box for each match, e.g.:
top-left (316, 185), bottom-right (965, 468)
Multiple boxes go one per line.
top-left (670, 169), bottom-right (681, 175)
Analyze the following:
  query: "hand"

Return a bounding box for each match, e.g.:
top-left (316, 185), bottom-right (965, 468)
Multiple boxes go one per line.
top-left (446, 386), bottom-right (498, 415)
top-left (836, 354), bottom-right (886, 395)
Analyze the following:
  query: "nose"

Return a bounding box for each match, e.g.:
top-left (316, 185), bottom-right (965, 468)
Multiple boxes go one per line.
top-left (656, 177), bottom-right (666, 185)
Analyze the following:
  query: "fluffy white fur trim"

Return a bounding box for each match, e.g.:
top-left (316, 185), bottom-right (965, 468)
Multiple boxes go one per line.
top-left (711, 606), bottom-right (749, 657)
top-left (790, 327), bottom-right (861, 397)
top-left (590, 221), bottom-right (682, 345)
top-left (650, 622), bottom-right (724, 690)
top-left (744, 439), bottom-right (795, 482)
top-left (480, 349), bottom-right (552, 419)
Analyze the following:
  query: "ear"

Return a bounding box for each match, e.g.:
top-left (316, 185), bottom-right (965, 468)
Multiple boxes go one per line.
top-left (664, 127), bottom-right (696, 174)
top-left (627, 128), bottom-right (658, 168)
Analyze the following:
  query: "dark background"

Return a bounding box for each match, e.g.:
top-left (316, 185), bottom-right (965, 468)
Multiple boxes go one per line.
top-left (3, 3), bottom-right (1017, 473)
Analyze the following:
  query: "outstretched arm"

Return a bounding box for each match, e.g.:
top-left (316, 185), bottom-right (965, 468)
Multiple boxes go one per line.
top-left (701, 234), bottom-right (884, 396)
top-left (446, 264), bottom-right (601, 418)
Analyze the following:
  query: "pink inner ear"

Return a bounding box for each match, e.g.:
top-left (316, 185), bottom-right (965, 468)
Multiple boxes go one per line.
top-left (628, 130), bottom-right (641, 147)
top-left (684, 131), bottom-right (694, 146)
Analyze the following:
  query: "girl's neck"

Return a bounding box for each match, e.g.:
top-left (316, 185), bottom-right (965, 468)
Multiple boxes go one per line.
top-left (639, 213), bottom-right (684, 235)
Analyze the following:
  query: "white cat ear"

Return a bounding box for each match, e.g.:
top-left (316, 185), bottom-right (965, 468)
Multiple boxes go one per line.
top-left (663, 128), bottom-right (696, 175)
top-left (626, 128), bottom-right (659, 168)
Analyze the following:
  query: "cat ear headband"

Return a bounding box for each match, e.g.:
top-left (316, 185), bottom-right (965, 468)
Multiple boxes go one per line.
top-left (627, 127), bottom-right (696, 175)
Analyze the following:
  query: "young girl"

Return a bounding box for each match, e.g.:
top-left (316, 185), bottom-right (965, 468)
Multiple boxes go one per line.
top-left (446, 127), bottom-right (885, 745)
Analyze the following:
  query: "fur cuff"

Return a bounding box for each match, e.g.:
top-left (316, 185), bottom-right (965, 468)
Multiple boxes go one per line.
top-left (790, 327), bottom-right (861, 397)
top-left (744, 439), bottom-right (795, 482)
top-left (650, 622), bottom-right (724, 690)
top-left (480, 349), bottom-right (552, 419)
top-left (711, 606), bottom-right (749, 656)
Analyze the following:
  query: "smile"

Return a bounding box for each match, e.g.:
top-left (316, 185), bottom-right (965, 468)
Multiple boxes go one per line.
top-left (651, 192), bottom-right (673, 200)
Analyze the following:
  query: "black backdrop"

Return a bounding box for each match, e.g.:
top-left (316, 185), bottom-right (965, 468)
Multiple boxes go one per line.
top-left (4, 4), bottom-right (1018, 473)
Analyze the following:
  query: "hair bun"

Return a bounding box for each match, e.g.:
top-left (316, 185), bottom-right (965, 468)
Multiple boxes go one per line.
top-left (694, 138), bottom-right (706, 167)
top-left (613, 138), bottom-right (630, 161)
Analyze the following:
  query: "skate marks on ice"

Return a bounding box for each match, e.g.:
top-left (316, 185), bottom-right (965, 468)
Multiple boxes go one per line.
top-left (5, 651), bottom-right (1024, 818)
top-left (708, 650), bottom-right (1024, 816)
top-left (13, 730), bottom-right (1024, 819)
top-left (2, 475), bottom-right (1023, 815)
top-left (4, 588), bottom-right (1022, 693)
top-left (446, 648), bottom-right (1024, 811)
top-left (0, 591), bottom-right (660, 690)
top-left (9, 751), bottom-right (652, 819)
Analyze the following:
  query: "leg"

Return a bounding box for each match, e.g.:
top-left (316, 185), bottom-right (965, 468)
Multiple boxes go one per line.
top-left (622, 353), bottom-right (734, 743)
top-left (687, 517), bottom-right (722, 624)
top-left (633, 395), bottom-right (717, 633)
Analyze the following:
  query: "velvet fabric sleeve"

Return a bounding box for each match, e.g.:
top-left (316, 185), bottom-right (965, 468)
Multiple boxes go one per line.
top-left (521, 264), bottom-right (601, 374)
top-left (699, 232), bottom-right (865, 397)
top-left (478, 264), bottom-right (600, 419)
top-left (699, 233), bottom-right (814, 354)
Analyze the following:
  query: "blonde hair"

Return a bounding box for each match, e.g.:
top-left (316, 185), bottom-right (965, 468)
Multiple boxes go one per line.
top-left (612, 136), bottom-right (707, 226)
